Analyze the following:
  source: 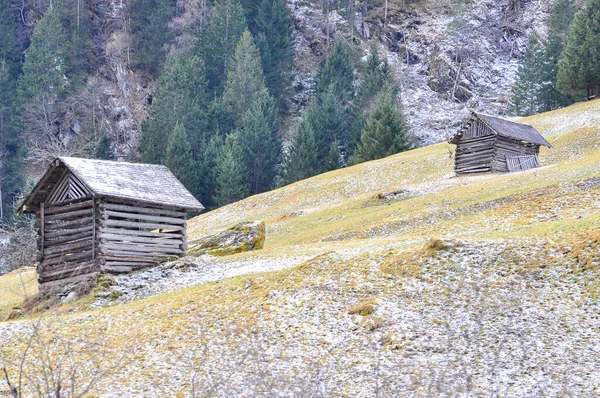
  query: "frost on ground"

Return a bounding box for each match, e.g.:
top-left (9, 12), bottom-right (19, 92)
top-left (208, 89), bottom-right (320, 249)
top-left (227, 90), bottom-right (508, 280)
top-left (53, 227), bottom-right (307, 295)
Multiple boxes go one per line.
top-left (92, 253), bottom-right (312, 307)
top-left (88, 238), bottom-right (600, 397)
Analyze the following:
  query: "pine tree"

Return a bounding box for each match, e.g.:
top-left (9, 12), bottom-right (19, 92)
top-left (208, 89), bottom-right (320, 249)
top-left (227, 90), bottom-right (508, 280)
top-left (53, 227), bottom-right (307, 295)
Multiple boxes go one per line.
top-left (223, 30), bottom-right (268, 127)
top-left (508, 33), bottom-right (546, 116)
top-left (238, 90), bottom-right (281, 194)
top-left (557, 0), bottom-right (600, 95)
top-left (213, 132), bottom-right (249, 206)
top-left (255, 0), bottom-right (295, 112)
top-left (140, 51), bottom-right (208, 163)
top-left (279, 120), bottom-right (319, 185)
top-left (315, 38), bottom-right (355, 103)
top-left (0, 0), bottom-right (24, 218)
top-left (129, 0), bottom-right (177, 76)
top-left (17, 5), bottom-right (70, 108)
top-left (195, 135), bottom-right (223, 209)
top-left (305, 88), bottom-right (345, 171)
top-left (164, 121), bottom-right (196, 194)
top-left (351, 89), bottom-right (411, 164)
top-left (195, 0), bottom-right (248, 96)
top-left (348, 43), bottom-right (395, 154)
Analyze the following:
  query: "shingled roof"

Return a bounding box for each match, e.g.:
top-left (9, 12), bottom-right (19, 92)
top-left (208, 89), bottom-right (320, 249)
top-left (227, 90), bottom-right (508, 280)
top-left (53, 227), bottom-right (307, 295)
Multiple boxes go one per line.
top-left (471, 112), bottom-right (552, 147)
top-left (19, 157), bottom-right (204, 213)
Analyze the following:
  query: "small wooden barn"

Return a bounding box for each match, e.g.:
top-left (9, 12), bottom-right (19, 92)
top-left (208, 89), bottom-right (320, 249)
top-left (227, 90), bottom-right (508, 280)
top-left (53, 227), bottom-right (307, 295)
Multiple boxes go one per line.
top-left (18, 157), bottom-right (204, 289)
top-left (449, 112), bottom-right (552, 175)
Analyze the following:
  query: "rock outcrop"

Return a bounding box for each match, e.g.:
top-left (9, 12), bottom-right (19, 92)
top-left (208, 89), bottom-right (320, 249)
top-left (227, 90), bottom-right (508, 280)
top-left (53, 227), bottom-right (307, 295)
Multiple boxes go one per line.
top-left (188, 221), bottom-right (266, 256)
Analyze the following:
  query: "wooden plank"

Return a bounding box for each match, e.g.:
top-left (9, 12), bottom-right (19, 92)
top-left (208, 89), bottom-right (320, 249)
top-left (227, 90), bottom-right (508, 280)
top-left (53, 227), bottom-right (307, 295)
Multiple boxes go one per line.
top-left (39, 272), bottom-right (99, 290)
top-left (104, 210), bottom-right (186, 225)
top-left (44, 234), bottom-right (93, 248)
top-left (45, 200), bottom-right (94, 215)
top-left (98, 227), bottom-right (184, 239)
top-left (45, 208), bottom-right (93, 222)
top-left (99, 233), bottom-right (182, 246)
top-left (43, 244), bottom-right (94, 260)
top-left (45, 217), bottom-right (93, 231)
top-left (92, 200), bottom-right (96, 260)
top-left (45, 225), bottom-right (94, 239)
top-left (100, 247), bottom-right (174, 258)
top-left (100, 219), bottom-right (185, 231)
top-left (44, 239), bottom-right (94, 256)
top-left (41, 250), bottom-right (94, 267)
top-left (40, 202), bottom-right (45, 261)
top-left (100, 203), bottom-right (187, 218)
top-left (39, 263), bottom-right (98, 281)
top-left (99, 256), bottom-right (161, 264)
top-left (101, 242), bottom-right (184, 254)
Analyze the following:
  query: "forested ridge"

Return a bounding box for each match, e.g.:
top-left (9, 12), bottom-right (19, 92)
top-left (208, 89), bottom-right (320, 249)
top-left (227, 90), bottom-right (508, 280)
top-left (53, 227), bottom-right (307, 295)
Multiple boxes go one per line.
top-left (0, 0), bottom-right (597, 229)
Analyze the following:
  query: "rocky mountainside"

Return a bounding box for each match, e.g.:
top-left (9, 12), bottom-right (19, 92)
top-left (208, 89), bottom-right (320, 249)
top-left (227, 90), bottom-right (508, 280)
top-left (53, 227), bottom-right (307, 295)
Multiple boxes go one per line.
top-left (289, 0), bottom-right (552, 143)
top-left (64, 0), bottom-right (553, 159)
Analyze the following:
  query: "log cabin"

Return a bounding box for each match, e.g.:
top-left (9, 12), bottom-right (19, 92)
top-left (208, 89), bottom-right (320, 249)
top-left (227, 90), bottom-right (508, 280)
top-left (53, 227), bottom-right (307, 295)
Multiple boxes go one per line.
top-left (449, 112), bottom-right (552, 175)
top-left (17, 157), bottom-right (204, 290)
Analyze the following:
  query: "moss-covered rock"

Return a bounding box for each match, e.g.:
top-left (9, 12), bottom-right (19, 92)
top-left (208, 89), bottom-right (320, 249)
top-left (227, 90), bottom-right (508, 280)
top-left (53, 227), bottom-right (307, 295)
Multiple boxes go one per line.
top-left (187, 221), bottom-right (266, 257)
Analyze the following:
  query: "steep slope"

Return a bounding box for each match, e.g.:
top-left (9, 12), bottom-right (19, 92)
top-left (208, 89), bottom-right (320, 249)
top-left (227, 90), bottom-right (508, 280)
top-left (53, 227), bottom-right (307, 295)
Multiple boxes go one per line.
top-left (0, 101), bottom-right (599, 396)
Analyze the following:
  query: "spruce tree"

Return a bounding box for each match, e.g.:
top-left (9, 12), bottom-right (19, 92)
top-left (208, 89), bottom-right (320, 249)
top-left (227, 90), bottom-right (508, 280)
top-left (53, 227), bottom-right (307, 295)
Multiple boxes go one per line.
top-left (140, 51), bottom-right (208, 163)
top-left (17, 5), bottom-right (70, 108)
top-left (508, 33), bottom-right (546, 116)
top-left (557, 0), bottom-right (600, 95)
top-left (255, 0), bottom-right (295, 112)
top-left (351, 89), bottom-right (411, 164)
top-left (315, 38), bottom-right (355, 103)
top-left (0, 0), bottom-right (23, 219)
top-left (195, 135), bottom-right (223, 209)
top-left (305, 88), bottom-right (345, 171)
top-left (223, 30), bottom-right (268, 127)
top-left (195, 0), bottom-right (248, 96)
top-left (129, 0), bottom-right (177, 76)
top-left (279, 120), bottom-right (319, 185)
top-left (238, 90), bottom-right (281, 194)
top-left (213, 132), bottom-right (249, 207)
top-left (164, 121), bottom-right (196, 194)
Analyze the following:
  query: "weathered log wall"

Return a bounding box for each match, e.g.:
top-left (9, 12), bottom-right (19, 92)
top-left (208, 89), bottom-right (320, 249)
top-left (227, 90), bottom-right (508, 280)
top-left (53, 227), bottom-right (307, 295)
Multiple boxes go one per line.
top-left (37, 198), bottom-right (98, 285)
top-left (98, 200), bottom-right (187, 273)
top-left (461, 118), bottom-right (494, 140)
top-left (491, 136), bottom-right (540, 173)
top-left (454, 135), bottom-right (496, 175)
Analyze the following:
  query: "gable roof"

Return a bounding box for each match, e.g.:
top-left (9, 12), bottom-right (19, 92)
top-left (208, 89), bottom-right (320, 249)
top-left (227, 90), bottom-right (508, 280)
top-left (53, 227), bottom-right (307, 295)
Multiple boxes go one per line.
top-left (452, 112), bottom-right (552, 148)
top-left (19, 157), bottom-right (205, 213)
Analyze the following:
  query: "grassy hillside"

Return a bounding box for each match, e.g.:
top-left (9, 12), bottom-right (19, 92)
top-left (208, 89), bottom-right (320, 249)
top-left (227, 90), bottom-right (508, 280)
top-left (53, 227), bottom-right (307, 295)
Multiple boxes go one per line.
top-left (1, 100), bottom-right (599, 396)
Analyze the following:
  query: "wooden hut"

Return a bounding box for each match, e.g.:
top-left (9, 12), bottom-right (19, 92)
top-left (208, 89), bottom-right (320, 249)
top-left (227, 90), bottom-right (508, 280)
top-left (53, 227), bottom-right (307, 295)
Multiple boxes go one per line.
top-left (17, 157), bottom-right (204, 289)
top-left (449, 112), bottom-right (552, 175)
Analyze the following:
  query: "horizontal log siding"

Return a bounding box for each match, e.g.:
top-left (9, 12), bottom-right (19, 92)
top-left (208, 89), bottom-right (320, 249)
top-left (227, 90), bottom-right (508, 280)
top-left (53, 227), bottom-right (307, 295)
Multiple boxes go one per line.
top-left (492, 136), bottom-right (540, 173)
top-left (454, 135), bottom-right (496, 175)
top-left (38, 199), bottom-right (98, 284)
top-left (98, 200), bottom-right (186, 273)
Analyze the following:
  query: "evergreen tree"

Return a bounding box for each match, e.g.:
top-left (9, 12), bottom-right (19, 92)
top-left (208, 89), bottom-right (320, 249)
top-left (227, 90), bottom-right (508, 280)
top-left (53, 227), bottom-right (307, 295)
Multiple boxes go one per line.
top-left (304, 88), bottom-right (345, 171)
top-left (95, 135), bottom-right (114, 160)
top-left (348, 43), bottom-right (395, 154)
top-left (164, 121), bottom-right (196, 193)
top-left (279, 120), bottom-right (319, 185)
top-left (238, 89), bottom-right (281, 194)
top-left (195, 0), bottom-right (248, 96)
top-left (255, 0), bottom-right (295, 112)
top-left (62, 0), bottom-right (96, 79)
top-left (129, 0), bottom-right (177, 76)
top-left (213, 132), bottom-right (248, 206)
top-left (315, 38), bottom-right (355, 103)
top-left (140, 51), bottom-right (208, 163)
top-left (195, 135), bottom-right (223, 209)
top-left (223, 30), bottom-right (267, 127)
top-left (351, 89), bottom-right (411, 164)
top-left (508, 33), bottom-right (546, 116)
top-left (0, 0), bottom-right (24, 218)
top-left (17, 5), bottom-right (70, 108)
top-left (557, 0), bottom-right (600, 95)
